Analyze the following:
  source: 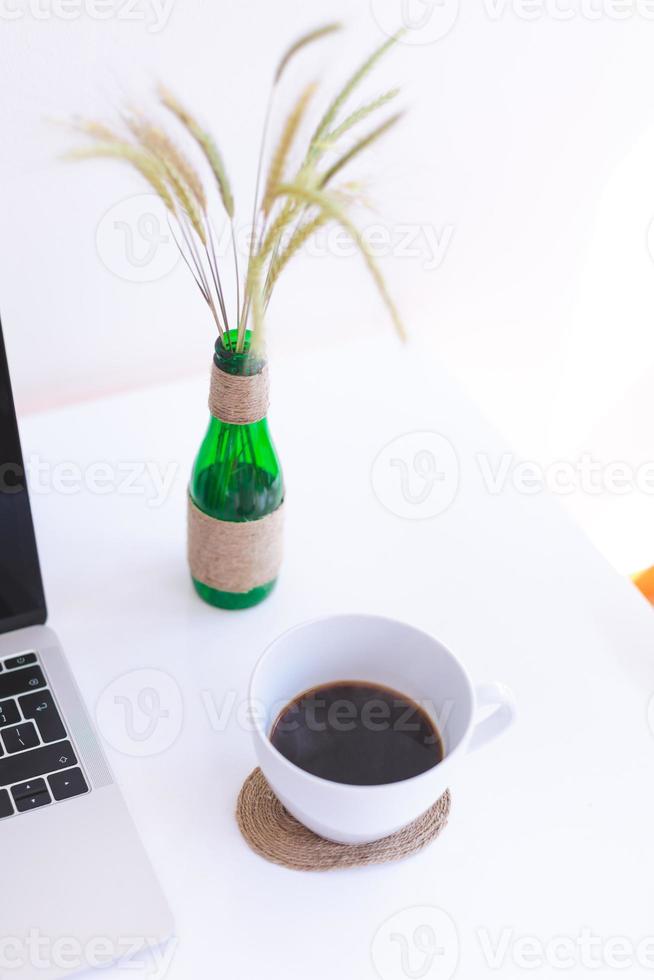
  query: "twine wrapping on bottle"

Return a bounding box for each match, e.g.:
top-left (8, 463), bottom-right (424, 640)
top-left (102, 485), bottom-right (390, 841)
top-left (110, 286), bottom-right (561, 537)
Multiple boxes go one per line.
top-left (187, 496), bottom-right (284, 594)
top-left (209, 363), bottom-right (270, 424)
top-left (236, 768), bottom-right (452, 872)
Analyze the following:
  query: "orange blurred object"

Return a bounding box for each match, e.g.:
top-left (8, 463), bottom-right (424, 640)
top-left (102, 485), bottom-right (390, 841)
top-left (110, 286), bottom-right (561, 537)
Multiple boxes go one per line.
top-left (633, 566), bottom-right (654, 603)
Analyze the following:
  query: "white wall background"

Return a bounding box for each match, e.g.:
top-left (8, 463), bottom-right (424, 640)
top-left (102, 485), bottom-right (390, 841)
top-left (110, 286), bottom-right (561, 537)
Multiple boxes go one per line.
top-left (2, 0), bottom-right (654, 573)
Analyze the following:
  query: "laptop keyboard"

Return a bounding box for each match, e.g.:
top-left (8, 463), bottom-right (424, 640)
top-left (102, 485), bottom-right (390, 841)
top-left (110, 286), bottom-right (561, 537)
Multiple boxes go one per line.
top-left (0, 651), bottom-right (88, 820)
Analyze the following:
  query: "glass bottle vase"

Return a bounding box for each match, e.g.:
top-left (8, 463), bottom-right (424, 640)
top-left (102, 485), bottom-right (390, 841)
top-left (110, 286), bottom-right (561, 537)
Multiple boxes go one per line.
top-left (188, 330), bottom-right (284, 610)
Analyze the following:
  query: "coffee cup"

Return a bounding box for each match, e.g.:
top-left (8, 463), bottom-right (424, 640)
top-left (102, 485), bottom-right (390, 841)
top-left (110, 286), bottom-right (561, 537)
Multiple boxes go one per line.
top-left (249, 614), bottom-right (516, 845)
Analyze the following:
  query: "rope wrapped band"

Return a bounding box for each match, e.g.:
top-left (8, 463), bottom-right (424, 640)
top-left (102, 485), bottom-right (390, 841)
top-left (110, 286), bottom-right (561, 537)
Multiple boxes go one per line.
top-left (187, 496), bottom-right (284, 594)
top-left (209, 363), bottom-right (270, 424)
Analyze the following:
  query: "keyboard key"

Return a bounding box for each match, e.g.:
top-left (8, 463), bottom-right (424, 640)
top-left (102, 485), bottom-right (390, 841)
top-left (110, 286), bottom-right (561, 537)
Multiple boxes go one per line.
top-left (0, 741), bottom-right (77, 788)
top-left (0, 699), bottom-right (19, 727)
top-left (0, 788), bottom-right (12, 818)
top-left (4, 653), bottom-right (37, 671)
top-left (15, 789), bottom-right (51, 813)
top-left (2, 723), bottom-right (39, 755)
top-left (48, 768), bottom-right (88, 801)
top-left (19, 692), bottom-right (66, 743)
top-left (11, 777), bottom-right (46, 801)
top-left (0, 666), bottom-right (46, 699)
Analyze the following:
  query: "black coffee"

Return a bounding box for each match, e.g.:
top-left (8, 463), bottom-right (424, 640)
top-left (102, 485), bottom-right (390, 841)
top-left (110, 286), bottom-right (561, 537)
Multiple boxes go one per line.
top-left (270, 681), bottom-right (444, 786)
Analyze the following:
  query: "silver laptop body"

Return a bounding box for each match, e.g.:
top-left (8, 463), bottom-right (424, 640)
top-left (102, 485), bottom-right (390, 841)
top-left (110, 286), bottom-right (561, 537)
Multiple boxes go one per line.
top-left (0, 323), bottom-right (173, 980)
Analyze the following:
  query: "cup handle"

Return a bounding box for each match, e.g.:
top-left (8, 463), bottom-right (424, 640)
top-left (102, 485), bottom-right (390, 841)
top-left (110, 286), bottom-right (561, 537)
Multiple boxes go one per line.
top-left (467, 682), bottom-right (516, 753)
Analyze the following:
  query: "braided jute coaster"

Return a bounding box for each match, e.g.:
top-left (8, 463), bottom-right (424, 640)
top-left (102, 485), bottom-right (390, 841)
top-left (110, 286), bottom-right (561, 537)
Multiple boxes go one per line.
top-left (236, 768), bottom-right (452, 872)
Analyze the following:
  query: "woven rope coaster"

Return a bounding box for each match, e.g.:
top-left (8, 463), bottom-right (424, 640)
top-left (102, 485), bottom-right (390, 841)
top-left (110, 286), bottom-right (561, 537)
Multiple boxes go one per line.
top-left (236, 768), bottom-right (451, 872)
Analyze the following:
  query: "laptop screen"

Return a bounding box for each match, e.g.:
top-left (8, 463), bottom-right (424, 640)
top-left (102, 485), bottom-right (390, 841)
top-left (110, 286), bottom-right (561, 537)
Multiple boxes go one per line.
top-left (0, 322), bottom-right (47, 633)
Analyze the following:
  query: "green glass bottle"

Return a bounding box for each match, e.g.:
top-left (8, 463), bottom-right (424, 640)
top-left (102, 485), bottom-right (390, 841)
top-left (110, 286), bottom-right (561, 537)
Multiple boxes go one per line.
top-left (189, 330), bottom-right (284, 609)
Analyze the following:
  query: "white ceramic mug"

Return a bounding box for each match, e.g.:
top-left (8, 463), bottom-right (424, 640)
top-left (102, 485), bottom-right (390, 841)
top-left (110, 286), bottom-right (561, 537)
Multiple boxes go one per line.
top-left (250, 614), bottom-right (516, 844)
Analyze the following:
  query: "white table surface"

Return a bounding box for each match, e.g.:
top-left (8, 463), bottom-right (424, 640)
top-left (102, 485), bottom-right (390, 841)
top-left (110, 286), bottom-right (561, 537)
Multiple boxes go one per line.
top-left (18, 336), bottom-right (654, 980)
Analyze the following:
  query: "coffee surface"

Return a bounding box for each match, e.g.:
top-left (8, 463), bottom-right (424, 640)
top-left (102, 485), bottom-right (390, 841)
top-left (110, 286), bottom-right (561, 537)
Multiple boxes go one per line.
top-left (270, 681), bottom-right (444, 786)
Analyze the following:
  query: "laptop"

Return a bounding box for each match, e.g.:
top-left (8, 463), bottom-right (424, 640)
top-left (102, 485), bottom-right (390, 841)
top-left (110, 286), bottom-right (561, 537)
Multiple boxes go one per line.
top-left (0, 322), bottom-right (174, 979)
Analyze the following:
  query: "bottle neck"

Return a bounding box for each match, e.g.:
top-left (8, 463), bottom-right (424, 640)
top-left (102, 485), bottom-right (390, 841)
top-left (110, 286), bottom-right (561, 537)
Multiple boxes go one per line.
top-left (214, 329), bottom-right (265, 377)
top-left (209, 329), bottom-right (270, 424)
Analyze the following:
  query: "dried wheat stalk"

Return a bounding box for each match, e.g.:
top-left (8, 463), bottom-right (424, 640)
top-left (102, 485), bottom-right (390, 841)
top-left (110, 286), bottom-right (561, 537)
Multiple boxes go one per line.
top-left (67, 24), bottom-right (406, 353)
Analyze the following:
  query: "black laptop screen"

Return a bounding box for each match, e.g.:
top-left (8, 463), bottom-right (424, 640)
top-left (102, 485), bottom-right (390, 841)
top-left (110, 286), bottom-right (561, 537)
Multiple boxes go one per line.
top-left (0, 323), bottom-right (47, 633)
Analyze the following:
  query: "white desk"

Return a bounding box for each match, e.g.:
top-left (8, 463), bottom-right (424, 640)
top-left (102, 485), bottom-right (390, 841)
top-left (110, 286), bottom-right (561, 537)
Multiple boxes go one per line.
top-left (20, 337), bottom-right (654, 979)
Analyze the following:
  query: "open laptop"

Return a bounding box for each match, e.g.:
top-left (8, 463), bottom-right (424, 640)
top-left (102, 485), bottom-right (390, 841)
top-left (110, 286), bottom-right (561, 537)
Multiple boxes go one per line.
top-left (0, 322), bottom-right (174, 979)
